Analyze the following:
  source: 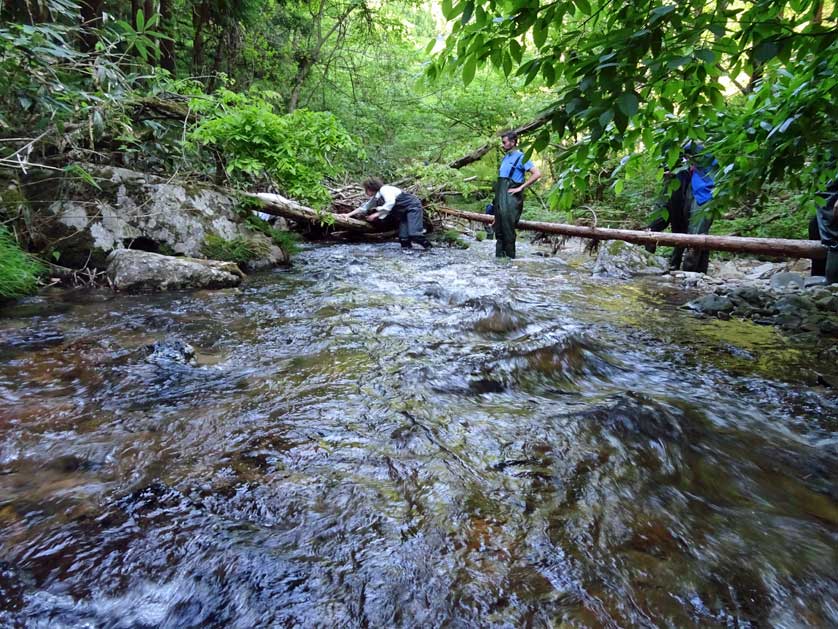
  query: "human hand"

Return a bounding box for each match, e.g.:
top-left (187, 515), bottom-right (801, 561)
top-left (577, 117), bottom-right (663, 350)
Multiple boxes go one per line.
top-left (366, 213), bottom-right (379, 222)
top-left (509, 186), bottom-right (523, 195)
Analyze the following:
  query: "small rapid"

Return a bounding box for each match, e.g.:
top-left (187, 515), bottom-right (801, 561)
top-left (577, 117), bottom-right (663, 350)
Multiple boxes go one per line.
top-left (1, 239), bottom-right (836, 627)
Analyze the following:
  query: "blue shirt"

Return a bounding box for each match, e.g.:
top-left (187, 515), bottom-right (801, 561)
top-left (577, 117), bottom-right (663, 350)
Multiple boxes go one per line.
top-left (499, 150), bottom-right (534, 184)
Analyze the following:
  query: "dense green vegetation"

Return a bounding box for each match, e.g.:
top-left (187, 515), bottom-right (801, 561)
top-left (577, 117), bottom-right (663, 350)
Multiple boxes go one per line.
top-left (0, 226), bottom-right (43, 299)
top-left (1, 0), bottom-right (836, 297)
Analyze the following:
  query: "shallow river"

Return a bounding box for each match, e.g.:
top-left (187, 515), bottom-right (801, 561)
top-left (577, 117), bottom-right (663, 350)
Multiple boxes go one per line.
top-left (1, 239), bottom-right (836, 627)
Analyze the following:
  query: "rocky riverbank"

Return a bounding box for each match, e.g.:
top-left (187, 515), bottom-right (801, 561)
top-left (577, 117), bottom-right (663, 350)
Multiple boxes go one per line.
top-left (586, 239), bottom-right (838, 340)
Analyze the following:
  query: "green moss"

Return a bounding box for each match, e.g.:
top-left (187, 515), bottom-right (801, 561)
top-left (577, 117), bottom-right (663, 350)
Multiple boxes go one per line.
top-left (242, 214), bottom-right (301, 256)
top-left (607, 240), bottom-right (626, 254)
top-left (157, 242), bottom-right (177, 257)
top-left (0, 226), bottom-right (43, 299)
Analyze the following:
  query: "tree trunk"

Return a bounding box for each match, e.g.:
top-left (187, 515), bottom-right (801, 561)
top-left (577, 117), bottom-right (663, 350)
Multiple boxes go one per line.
top-left (79, 0), bottom-right (103, 52)
top-left (438, 207), bottom-right (828, 260)
top-left (287, 56), bottom-right (314, 113)
top-left (449, 112), bottom-right (554, 169)
top-left (192, 1), bottom-right (209, 77)
top-left (249, 193), bottom-right (376, 232)
top-left (131, 0), bottom-right (140, 28)
top-left (159, 0), bottom-right (176, 75)
top-left (206, 29), bottom-right (225, 92)
top-left (144, 0), bottom-right (156, 66)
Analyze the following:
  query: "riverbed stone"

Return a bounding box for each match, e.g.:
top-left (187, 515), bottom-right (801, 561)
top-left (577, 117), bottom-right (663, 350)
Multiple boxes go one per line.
top-left (770, 272), bottom-right (805, 291)
top-left (747, 262), bottom-right (781, 279)
top-left (592, 241), bottom-right (668, 279)
top-left (686, 294), bottom-right (735, 314)
top-left (106, 249), bottom-right (243, 292)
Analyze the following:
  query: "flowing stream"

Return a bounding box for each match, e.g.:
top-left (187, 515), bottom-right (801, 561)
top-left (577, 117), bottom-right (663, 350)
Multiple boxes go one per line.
top-left (1, 239), bottom-right (836, 627)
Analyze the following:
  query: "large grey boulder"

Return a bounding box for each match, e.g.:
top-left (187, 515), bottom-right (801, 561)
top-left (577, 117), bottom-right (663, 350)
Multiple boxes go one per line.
top-left (107, 249), bottom-right (243, 292)
top-left (592, 241), bottom-right (668, 278)
top-left (26, 164), bottom-right (288, 269)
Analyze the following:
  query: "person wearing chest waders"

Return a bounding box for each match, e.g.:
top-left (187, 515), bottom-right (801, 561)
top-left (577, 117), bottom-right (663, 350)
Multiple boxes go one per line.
top-left (347, 178), bottom-right (432, 250)
top-left (493, 132), bottom-right (541, 258)
top-left (808, 178), bottom-right (838, 284)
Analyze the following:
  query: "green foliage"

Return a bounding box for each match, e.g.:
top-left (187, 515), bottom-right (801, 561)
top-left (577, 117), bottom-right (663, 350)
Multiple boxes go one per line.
top-left (243, 214), bottom-right (302, 256)
top-left (191, 103), bottom-right (360, 207)
top-left (399, 163), bottom-right (481, 197)
top-left (0, 227), bottom-right (43, 300)
top-left (431, 0), bottom-right (838, 217)
top-left (201, 233), bottom-right (269, 264)
top-left (715, 182), bottom-right (814, 240)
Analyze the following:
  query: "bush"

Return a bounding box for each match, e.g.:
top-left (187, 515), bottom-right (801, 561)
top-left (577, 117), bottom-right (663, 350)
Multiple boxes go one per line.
top-left (0, 226), bottom-right (43, 299)
top-left (191, 101), bottom-right (361, 208)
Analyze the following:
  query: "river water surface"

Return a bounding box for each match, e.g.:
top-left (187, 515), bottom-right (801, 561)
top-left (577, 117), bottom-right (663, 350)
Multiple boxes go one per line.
top-left (1, 240), bottom-right (837, 627)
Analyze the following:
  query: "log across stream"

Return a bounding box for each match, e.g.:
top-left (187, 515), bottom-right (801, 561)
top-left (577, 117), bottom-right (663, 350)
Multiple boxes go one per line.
top-left (251, 192), bottom-right (827, 260)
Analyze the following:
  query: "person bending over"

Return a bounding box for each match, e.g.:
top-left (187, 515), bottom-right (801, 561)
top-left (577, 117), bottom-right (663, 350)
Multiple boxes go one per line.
top-left (348, 178), bottom-right (432, 250)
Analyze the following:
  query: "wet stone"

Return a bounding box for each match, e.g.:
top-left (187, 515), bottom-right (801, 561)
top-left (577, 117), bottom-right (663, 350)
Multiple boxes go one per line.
top-left (686, 294), bottom-right (734, 314)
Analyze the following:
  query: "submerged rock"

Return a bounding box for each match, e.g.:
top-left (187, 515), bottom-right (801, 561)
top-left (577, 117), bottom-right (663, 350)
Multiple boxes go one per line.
top-left (146, 338), bottom-right (197, 366)
top-left (107, 249), bottom-right (243, 292)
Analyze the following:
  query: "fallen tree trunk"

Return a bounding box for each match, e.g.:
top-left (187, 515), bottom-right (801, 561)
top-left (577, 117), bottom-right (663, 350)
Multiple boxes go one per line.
top-left (438, 207), bottom-right (828, 260)
top-left (248, 192), bottom-right (376, 233)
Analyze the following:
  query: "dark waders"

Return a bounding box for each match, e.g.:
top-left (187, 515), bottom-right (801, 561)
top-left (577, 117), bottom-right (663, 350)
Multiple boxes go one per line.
top-left (493, 177), bottom-right (524, 258)
top-left (811, 191), bottom-right (838, 283)
top-left (393, 192), bottom-right (432, 249)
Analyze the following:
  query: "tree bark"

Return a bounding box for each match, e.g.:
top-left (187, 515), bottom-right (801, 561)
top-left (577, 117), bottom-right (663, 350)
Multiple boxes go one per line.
top-left (248, 193), bottom-right (376, 232)
top-left (448, 112), bottom-right (554, 169)
top-left (159, 0), bottom-right (176, 75)
top-left (192, 1), bottom-right (209, 77)
top-left (131, 0), bottom-right (141, 28)
top-left (143, 0), bottom-right (156, 66)
top-left (438, 207), bottom-right (828, 260)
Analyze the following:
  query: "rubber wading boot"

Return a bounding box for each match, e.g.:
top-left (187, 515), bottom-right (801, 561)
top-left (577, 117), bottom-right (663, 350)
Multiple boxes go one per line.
top-left (826, 249), bottom-right (838, 285)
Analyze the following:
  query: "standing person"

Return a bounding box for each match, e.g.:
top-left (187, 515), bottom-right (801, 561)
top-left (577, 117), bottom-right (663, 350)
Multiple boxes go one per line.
top-left (646, 141), bottom-right (716, 273)
top-left (811, 181), bottom-right (838, 283)
top-left (347, 178), bottom-right (432, 250)
top-left (680, 142), bottom-right (716, 273)
top-left (493, 132), bottom-right (541, 258)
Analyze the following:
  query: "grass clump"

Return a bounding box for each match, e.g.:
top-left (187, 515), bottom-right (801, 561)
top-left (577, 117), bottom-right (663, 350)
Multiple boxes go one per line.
top-left (0, 226), bottom-right (43, 299)
top-left (440, 229), bottom-right (469, 249)
top-left (201, 233), bottom-right (270, 264)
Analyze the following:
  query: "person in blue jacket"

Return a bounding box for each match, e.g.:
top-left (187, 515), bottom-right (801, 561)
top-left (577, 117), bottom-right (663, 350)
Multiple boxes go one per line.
top-left (491, 131), bottom-right (541, 258)
top-left (647, 141), bottom-right (716, 273)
